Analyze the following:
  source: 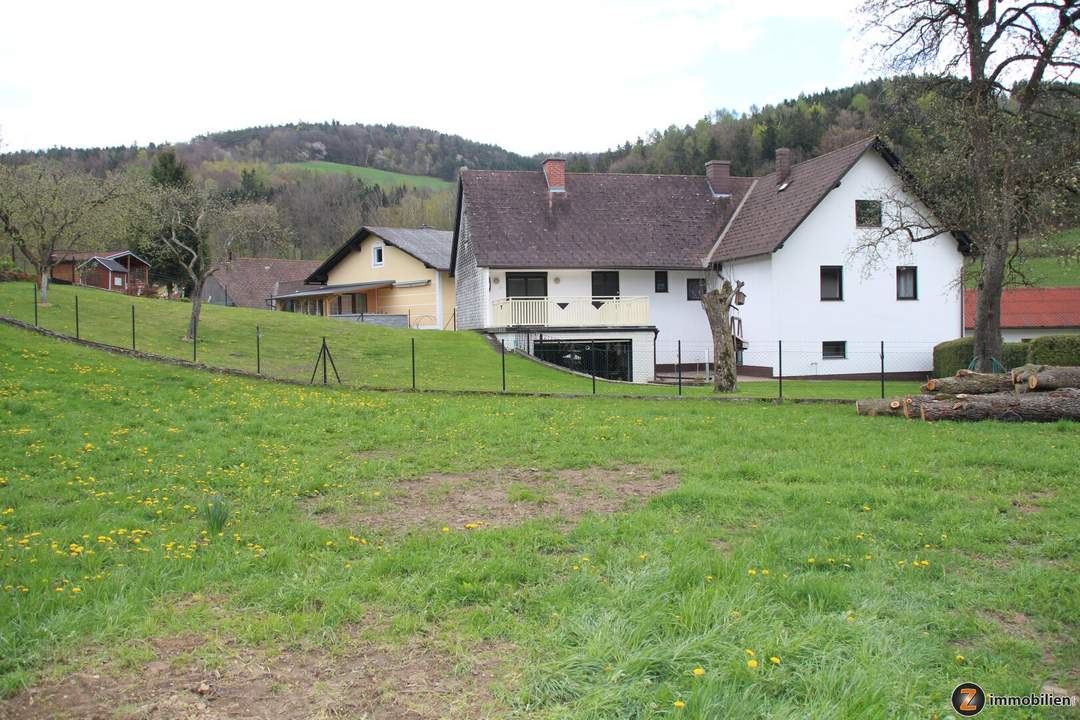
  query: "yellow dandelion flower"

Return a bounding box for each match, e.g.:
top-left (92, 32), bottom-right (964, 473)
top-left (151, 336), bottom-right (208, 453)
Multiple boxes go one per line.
top-left (807, 557), bottom-right (816, 564)
top-left (955, 655), bottom-right (965, 663)
top-left (769, 656), bottom-right (781, 665)
top-left (673, 700), bottom-right (686, 709)
top-left (747, 568), bottom-right (757, 576)
top-left (744, 648), bottom-right (755, 656)
top-left (440, 527), bottom-right (450, 533)
top-left (747, 659), bottom-right (758, 669)
top-left (761, 568), bottom-right (769, 576)
top-left (692, 667), bottom-right (705, 677)
top-left (639, 553), bottom-right (647, 561)
top-left (705, 575), bottom-right (714, 582)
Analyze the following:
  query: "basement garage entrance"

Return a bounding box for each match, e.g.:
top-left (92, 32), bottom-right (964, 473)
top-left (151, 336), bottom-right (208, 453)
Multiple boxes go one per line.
top-left (534, 339), bottom-right (632, 382)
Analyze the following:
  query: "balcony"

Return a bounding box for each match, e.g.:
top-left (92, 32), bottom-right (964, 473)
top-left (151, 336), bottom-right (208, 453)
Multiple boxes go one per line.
top-left (491, 296), bottom-right (651, 328)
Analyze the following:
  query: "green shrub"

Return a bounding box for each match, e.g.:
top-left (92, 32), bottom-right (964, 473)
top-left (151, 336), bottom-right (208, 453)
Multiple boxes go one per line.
top-left (1026, 334), bottom-right (1080, 366)
top-left (932, 336), bottom-right (1029, 376)
top-left (1003, 342), bottom-right (1029, 370)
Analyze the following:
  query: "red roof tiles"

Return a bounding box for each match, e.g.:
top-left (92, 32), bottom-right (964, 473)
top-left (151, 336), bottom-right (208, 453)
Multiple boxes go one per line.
top-left (964, 287), bottom-right (1080, 329)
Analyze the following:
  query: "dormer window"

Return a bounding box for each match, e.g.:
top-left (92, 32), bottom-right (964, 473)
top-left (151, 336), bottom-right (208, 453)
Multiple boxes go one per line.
top-left (372, 244), bottom-right (384, 267)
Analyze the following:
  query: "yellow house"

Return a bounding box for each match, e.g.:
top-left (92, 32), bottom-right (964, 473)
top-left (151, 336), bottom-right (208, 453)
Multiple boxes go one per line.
top-left (271, 226), bottom-right (456, 329)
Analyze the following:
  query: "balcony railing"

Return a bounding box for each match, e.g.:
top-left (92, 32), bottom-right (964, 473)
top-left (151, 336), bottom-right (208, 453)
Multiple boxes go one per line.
top-left (491, 296), bottom-right (651, 327)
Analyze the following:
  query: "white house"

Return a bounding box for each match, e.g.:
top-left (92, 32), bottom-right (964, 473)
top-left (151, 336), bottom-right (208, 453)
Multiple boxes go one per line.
top-left (451, 137), bottom-right (969, 382)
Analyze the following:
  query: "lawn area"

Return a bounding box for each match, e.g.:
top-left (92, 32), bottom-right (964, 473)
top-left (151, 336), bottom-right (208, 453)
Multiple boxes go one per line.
top-left (0, 282), bottom-right (923, 401)
top-left (964, 228), bottom-right (1080, 288)
top-left (280, 161), bottom-right (454, 192)
top-left (0, 323), bottom-right (1077, 718)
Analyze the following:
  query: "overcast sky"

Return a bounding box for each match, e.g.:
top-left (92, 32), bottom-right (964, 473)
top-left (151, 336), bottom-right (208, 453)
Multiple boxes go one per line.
top-left (1, 0), bottom-right (866, 155)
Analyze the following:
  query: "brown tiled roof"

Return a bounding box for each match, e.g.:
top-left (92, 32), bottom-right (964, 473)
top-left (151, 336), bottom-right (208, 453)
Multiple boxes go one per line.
top-left (709, 137), bottom-right (881, 262)
top-left (209, 257), bottom-right (322, 308)
top-left (458, 170), bottom-right (753, 270)
top-left (453, 136), bottom-right (933, 270)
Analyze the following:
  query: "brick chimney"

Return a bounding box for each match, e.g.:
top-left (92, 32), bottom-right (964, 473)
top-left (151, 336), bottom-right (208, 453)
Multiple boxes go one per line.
top-left (705, 160), bottom-right (731, 196)
top-left (542, 158), bottom-right (566, 193)
top-left (775, 148), bottom-right (792, 184)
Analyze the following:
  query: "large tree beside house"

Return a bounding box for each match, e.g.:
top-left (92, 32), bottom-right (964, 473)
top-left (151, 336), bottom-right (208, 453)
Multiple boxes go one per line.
top-left (858, 0), bottom-right (1080, 371)
top-left (0, 160), bottom-right (128, 303)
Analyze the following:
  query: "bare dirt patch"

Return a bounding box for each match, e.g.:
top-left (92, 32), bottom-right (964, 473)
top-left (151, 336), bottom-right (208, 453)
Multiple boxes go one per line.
top-left (1, 628), bottom-right (508, 720)
top-left (311, 466), bottom-right (678, 532)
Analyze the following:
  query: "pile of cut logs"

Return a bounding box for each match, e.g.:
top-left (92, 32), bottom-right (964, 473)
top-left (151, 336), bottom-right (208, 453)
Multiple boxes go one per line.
top-left (856, 365), bottom-right (1080, 422)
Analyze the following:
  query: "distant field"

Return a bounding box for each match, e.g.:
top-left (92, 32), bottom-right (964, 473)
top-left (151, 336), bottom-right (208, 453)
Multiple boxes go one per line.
top-left (281, 161), bottom-right (453, 192)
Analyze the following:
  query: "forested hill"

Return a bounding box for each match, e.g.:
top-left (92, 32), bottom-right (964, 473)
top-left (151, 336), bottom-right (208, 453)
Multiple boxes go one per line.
top-left (561, 79), bottom-right (892, 177)
top-left (1, 122), bottom-right (535, 180)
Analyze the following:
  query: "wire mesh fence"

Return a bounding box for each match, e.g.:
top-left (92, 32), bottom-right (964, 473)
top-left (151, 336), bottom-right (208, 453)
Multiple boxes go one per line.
top-left (3, 282), bottom-right (940, 400)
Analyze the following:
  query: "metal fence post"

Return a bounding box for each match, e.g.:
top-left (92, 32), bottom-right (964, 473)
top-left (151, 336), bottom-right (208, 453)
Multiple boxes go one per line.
top-left (33, 282), bottom-right (38, 327)
top-left (677, 340), bottom-right (683, 396)
top-left (256, 326), bottom-right (261, 375)
top-left (322, 336), bottom-right (328, 385)
top-left (75, 295), bottom-right (80, 339)
top-left (591, 340), bottom-right (597, 395)
top-left (192, 322), bottom-right (197, 363)
top-left (880, 340), bottom-right (886, 399)
top-left (131, 306), bottom-right (136, 350)
top-left (411, 337), bottom-right (416, 390)
top-left (500, 339), bottom-right (506, 392)
top-left (778, 340), bottom-right (783, 400)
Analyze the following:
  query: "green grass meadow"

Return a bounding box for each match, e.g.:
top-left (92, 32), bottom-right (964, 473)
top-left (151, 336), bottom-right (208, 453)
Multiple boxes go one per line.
top-left (1, 315), bottom-right (1078, 717)
top-left (0, 282), bottom-right (923, 401)
top-left (281, 161), bottom-right (455, 192)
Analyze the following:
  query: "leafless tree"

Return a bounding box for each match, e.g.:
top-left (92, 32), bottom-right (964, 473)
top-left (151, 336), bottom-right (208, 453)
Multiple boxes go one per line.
top-left (0, 160), bottom-right (129, 303)
top-left (146, 186), bottom-right (290, 339)
top-left (701, 279), bottom-right (744, 392)
top-left (859, 0), bottom-right (1080, 370)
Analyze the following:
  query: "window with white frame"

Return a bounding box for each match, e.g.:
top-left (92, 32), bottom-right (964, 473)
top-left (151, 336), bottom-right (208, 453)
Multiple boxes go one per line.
top-left (822, 341), bottom-right (847, 359)
top-left (372, 244), bottom-right (384, 267)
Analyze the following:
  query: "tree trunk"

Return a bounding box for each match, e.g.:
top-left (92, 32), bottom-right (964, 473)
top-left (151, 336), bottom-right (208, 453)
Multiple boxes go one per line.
top-left (701, 280), bottom-right (742, 393)
top-left (861, 390), bottom-right (1080, 422)
top-left (972, 246), bottom-right (1006, 372)
top-left (922, 370), bottom-right (1014, 394)
top-left (1024, 367), bottom-right (1080, 392)
top-left (37, 268), bottom-right (50, 304)
top-left (1011, 364), bottom-right (1046, 387)
top-left (919, 389), bottom-right (1080, 422)
top-left (186, 277), bottom-right (206, 341)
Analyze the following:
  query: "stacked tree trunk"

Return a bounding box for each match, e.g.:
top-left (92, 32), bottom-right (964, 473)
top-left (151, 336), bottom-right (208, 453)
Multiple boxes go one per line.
top-left (856, 366), bottom-right (1080, 422)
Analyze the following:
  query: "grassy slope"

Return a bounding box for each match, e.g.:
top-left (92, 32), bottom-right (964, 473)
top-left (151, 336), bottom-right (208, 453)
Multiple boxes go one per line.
top-left (281, 161), bottom-right (454, 192)
top-left (0, 323), bottom-right (1077, 717)
top-left (965, 228), bottom-right (1080, 288)
top-left (0, 282), bottom-right (922, 400)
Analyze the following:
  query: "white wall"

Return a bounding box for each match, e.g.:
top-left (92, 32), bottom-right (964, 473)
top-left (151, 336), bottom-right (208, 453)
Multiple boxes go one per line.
top-left (725, 151), bottom-right (965, 377)
top-left (487, 267), bottom-right (710, 364)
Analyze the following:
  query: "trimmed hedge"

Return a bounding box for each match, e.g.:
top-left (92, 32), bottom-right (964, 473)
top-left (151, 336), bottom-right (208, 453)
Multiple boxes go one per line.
top-left (1026, 334), bottom-right (1080, 366)
top-left (932, 336), bottom-right (1028, 376)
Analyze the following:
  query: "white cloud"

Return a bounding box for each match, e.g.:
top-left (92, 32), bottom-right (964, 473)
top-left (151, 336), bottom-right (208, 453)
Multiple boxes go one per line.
top-left (0, 0), bottom-right (862, 154)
